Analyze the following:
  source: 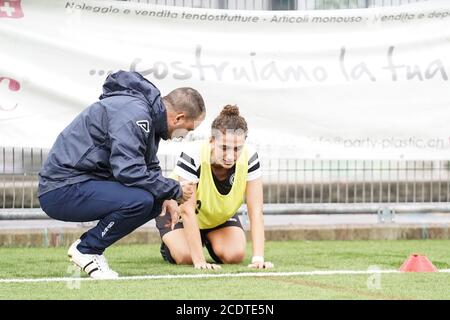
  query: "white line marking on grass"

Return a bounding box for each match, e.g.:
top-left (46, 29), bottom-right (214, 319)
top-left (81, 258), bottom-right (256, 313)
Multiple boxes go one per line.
top-left (1, 269), bottom-right (450, 284)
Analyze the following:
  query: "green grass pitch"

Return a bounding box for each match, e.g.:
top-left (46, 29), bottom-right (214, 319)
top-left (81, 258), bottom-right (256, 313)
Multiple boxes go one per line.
top-left (0, 240), bottom-right (449, 299)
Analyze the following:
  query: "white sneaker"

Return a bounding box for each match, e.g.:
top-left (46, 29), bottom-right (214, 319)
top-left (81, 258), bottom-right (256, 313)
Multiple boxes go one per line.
top-left (67, 239), bottom-right (119, 279)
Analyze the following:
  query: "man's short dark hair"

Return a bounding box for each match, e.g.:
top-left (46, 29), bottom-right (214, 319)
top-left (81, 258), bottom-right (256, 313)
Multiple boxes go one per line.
top-left (163, 87), bottom-right (205, 119)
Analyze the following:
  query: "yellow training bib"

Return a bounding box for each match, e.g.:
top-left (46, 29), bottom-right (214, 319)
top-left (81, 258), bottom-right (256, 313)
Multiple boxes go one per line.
top-left (194, 141), bottom-right (248, 229)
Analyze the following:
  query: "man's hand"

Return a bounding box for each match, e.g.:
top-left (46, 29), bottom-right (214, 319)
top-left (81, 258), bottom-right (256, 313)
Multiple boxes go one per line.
top-left (194, 262), bottom-right (222, 270)
top-left (159, 200), bottom-right (180, 230)
top-left (179, 180), bottom-right (195, 203)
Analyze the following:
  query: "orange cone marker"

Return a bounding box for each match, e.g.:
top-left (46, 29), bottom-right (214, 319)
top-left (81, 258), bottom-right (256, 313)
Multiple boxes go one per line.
top-left (399, 254), bottom-right (438, 272)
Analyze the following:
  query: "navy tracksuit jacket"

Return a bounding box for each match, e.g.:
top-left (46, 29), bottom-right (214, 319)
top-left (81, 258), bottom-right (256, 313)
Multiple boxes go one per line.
top-left (38, 71), bottom-right (182, 254)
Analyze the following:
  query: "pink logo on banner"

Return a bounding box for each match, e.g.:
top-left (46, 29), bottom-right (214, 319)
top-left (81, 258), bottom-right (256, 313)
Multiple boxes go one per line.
top-left (0, 77), bottom-right (20, 91)
top-left (0, 0), bottom-right (24, 19)
top-left (0, 77), bottom-right (20, 111)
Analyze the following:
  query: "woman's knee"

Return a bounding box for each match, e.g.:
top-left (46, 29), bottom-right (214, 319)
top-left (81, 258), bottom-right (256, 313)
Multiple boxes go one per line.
top-left (164, 246), bottom-right (192, 265)
top-left (160, 242), bottom-right (191, 265)
top-left (161, 230), bottom-right (192, 265)
top-left (215, 249), bottom-right (246, 264)
top-left (173, 253), bottom-right (193, 265)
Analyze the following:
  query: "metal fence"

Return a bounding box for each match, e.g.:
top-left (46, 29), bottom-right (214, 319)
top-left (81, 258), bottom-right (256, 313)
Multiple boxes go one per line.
top-left (122, 0), bottom-right (431, 10)
top-left (1, 147), bottom-right (449, 211)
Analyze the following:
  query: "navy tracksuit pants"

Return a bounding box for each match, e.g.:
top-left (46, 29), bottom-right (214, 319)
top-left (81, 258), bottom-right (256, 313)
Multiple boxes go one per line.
top-left (39, 180), bottom-right (162, 255)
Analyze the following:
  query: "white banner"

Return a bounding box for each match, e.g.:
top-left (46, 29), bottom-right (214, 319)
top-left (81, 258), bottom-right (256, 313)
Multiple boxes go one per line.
top-left (1, 0), bottom-right (450, 159)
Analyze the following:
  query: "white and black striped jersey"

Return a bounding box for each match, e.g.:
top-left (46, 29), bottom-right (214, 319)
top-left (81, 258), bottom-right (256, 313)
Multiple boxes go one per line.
top-left (173, 141), bottom-right (262, 194)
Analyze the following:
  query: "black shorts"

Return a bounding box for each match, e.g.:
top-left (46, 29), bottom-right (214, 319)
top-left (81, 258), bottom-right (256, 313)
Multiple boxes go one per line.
top-left (155, 213), bottom-right (243, 264)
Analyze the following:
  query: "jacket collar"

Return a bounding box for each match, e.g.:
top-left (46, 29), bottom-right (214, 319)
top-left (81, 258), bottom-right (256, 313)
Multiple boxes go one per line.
top-left (154, 103), bottom-right (169, 140)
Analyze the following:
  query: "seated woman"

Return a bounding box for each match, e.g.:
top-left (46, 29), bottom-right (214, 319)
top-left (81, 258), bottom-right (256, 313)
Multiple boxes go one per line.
top-left (156, 105), bottom-right (273, 270)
